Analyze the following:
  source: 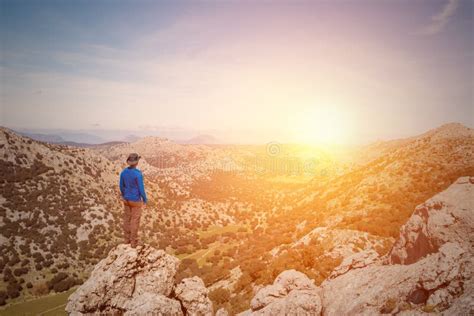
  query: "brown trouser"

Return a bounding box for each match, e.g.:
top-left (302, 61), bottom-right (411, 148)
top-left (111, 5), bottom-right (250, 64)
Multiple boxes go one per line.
top-left (123, 200), bottom-right (143, 248)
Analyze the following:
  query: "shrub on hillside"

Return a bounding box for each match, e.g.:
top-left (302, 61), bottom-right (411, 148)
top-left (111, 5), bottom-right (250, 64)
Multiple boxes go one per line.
top-left (209, 287), bottom-right (230, 305)
top-left (13, 267), bottom-right (28, 277)
top-left (53, 277), bottom-right (77, 292)
top-left (47, 272), bottom-right (78, 292)
top-left (31, 282), bottom-right (50, 296)
top-left (47, 272), bottom-right (68, 289)
top-left (8, 255), bottom-right (20, 266)
top-left (3, 267), bottom-right (13, 283)
top-left (6, 282), bottom-right (22, 299)
top-left (0, 291), bottom-right (7, 306)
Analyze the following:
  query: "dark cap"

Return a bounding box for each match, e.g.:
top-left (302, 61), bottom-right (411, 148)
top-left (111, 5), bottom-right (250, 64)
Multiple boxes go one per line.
top-left (126, 153), bottom-right (140, 165)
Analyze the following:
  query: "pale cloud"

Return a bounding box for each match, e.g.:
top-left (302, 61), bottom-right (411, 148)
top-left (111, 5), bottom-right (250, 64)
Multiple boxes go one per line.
top-left (420, 0), bottom-right (459, 35)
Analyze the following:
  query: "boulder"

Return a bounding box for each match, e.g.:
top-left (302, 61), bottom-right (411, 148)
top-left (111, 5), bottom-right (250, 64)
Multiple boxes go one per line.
top-left (321, 176), bottom-right (474, 314)
top-left (175, 276), bottom-right (213, 316)
top-left (328, 248), bottom-right (379, 279)
top-left (122, 293), bottom-right (183, 316)
top-left (215, 308), bottom-right (229, 316)
top-left (389, 176), bottom-right (474, 264)
top-left (321, 242), bottom-right (470, 314)
top-left (441, 280), bottom-right (474, 315)
top-left (66, 244), bottom-right (213, 316)
top-left (240, 270), bottom-right (322, 315)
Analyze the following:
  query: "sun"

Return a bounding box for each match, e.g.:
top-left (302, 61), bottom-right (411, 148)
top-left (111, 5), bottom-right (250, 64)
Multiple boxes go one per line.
top-left (292, 106), bottom-right (351, 145)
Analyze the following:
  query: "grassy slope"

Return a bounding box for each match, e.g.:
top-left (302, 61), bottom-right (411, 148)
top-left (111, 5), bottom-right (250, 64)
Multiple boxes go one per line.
top-left (0, 288), bottom-right (75, 316)
top-left (177, 225), bottom-right (243, 266)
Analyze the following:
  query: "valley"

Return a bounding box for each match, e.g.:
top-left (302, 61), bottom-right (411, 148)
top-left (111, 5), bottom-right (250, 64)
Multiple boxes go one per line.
top-left (0, 123), bottom-right (473, 314)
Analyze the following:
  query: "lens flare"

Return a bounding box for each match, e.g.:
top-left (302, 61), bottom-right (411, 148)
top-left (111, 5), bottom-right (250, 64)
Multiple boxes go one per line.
top-left (292, 105), bottom-right (353, 145)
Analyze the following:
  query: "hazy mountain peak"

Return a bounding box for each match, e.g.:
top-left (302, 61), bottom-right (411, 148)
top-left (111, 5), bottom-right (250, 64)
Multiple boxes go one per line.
top-left (420, 122), bottom-right (473, 140)
top-left (180, 134), bottom-right (221, 145)
top-left (134, 136), bottom-right (172, 145)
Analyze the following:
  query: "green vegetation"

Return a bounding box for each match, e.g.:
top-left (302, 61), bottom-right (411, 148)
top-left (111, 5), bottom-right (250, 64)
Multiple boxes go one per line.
top-left (0, 287), bottom-right (75, 316)
top-left (197, 225), bottom-right (242, 239)
top-left (178, 241), bottom-right (236, 267)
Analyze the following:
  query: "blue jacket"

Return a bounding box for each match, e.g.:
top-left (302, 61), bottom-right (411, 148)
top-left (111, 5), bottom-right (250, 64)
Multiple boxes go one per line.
top-left (119, 167), bottom-right (147, 203)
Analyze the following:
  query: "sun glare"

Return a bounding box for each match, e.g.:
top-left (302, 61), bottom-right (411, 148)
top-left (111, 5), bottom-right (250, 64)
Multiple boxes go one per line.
top-left (292, 106), bottom-right (351, 145)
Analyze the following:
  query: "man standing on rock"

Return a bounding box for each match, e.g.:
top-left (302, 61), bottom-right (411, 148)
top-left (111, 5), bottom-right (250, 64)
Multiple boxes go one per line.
top-left (119, 153), bottom-right (147, 248)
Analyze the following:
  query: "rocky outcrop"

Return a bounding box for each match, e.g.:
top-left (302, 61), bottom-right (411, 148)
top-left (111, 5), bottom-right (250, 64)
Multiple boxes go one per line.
top-left (323, 176), bottom-right (474, 314)
top-left (238, 270), bottom-right (322, 315)
top-left (215, 308), bottom-right (229, 316)
top-left (243, 176), bottom-right (474, 315)
top-left (66, 244), bottom-right (213, 315)
top-left (321, 241), bottom-right (471, 314)
top-left (389, 176), bottom-right (474, 264)
top-left (121, 293), bottom-right (183, 316)
top-left (175, 276), bottom-right (213, 316)
top-left (327, 248), bottom-right (379, 279)
top-left (271, 226), bottom-right (392, 261)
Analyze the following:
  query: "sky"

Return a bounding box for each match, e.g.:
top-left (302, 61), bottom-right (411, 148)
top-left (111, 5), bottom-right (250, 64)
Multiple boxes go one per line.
top-left (0, 0), bottom-right (473, 144)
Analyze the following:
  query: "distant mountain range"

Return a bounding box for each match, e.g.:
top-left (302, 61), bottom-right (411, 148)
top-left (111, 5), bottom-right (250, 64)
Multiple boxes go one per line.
top-left (15, 130), bottom-right (221, 147)
top-left (17, 131), bottom-right (107, 145)
top-left (16, 132), bottom-right (67, 143)
top-left (177, 134), bottom-right (221, 145)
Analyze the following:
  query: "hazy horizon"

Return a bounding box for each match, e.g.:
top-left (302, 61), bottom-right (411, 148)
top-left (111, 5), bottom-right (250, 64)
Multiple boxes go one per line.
top-left (1, 0), bottom-right (473, 144)
top-left (2, 121), bottom-right (471, 146)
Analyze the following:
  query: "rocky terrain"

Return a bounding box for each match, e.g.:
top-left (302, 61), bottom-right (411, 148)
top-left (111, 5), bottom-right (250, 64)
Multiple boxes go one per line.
top-left (0, 127), bottom-right (123, 304)
top-left (66, 244), bottom-right (213, 315)
top-left (320, 176), bottom-right (474, 315)
top-left (240, 176), bottom-right (474, 315)
top-left (66, 176), bottom-right (473, 315)
top-left (206, 123), bottom-right (473, 313)
top-left (0, 123), bottom-right (473, 313)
